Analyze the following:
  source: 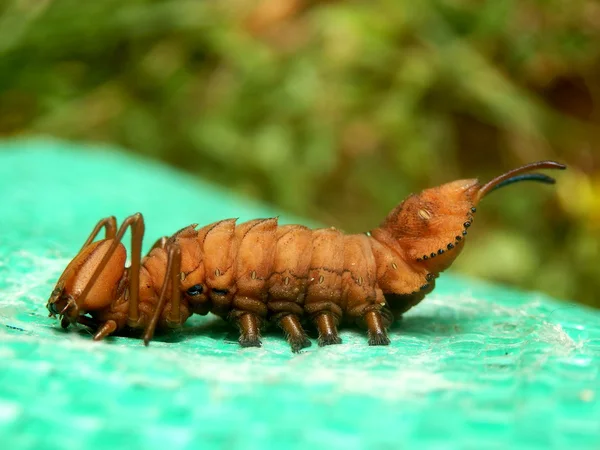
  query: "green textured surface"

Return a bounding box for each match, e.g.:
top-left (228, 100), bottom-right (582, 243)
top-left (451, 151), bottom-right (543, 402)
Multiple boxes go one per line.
top-left (0, 138), bottom-right (599, 449)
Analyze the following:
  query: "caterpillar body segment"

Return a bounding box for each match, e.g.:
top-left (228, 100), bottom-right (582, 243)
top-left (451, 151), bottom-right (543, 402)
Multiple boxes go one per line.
top-left (47, 161), bottom-right (566, 352)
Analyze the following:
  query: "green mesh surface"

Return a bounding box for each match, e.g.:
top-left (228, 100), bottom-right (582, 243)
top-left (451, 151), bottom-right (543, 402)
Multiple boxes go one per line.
top-left (0, 138), bottom-right (599, 450)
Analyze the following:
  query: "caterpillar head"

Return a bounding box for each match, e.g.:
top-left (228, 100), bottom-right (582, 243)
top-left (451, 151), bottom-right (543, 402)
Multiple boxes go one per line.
top-left (380, 161), bottom-right (566, 274)
top-left (47, 240), bottom-right (127, 323)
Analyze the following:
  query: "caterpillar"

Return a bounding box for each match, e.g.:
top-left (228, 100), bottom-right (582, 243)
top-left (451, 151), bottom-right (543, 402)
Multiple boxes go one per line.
top-left (47, 161), bottom-right (565, 352)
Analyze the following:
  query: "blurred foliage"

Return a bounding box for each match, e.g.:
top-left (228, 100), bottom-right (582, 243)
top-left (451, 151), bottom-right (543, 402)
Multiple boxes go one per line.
top-left (1, 0), bottom-right (599, 306)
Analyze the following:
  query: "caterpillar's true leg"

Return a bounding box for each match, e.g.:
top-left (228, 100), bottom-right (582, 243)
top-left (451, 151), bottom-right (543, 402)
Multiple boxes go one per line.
top-left (143, 243), bottom-right (182, 345)
top-left (93, 320), bottom-right (117, 341)
top-left (77, 213), bottom-right (145, 330)
top-left (314, 312), bottom-right (342, 346)
top-left (151, 236), bottom-right (168, 250)
top-left (237, 313), bottom-right (262, 347)
top-left (364, 310), bottom-right (391, 346)
top-left (278, 314), bottom-right (311, 353)
top-left (80, 216), bottom-right (117, 250)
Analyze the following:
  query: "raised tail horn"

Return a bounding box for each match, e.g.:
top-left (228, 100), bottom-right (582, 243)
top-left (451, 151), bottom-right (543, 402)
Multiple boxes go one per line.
top-left (476, 161), bottom-right (566, 203)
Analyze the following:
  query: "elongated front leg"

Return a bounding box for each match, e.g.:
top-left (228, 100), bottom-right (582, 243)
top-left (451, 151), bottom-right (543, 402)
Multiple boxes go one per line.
top-left (75, 213), bottom-right (145, 329)
top-left (49, 216), bottom-right (117, 325)
top-left (80, 216), bottom-right (117, 250)
top-left (77, 213), bottom-right (146, 342)
top-left (143, 243), bottom-right (182, 345)
top-left (151, 236), bottom-right (168, 250)
top-left (47, 213), bottom-right (147, 344)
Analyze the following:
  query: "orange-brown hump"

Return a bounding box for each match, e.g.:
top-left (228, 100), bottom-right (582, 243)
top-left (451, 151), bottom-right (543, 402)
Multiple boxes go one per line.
top-left (141, 224), bottom-right (209, 314)
top-left (305, 227), bottom-right (344, 314)
top-left (51, 240), bottom-right (127, 313)
top-left (234, 218), bottom-right (278, 300)
top-left (341, 234), bottom-right (378, 317)
top-left (200, 219), bottom-right (238, 293)
top-left (376, 179), bottom-right (480, 274)
top-left (268, 225), bottom-right (312, 301)
top-left (168, 224), bottom-right (206, 293)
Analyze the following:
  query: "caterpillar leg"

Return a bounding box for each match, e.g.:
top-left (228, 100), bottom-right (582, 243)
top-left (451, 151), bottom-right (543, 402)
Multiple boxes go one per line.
top-left (229, 293), bottom-right (269, 348)
top-left (143, 243), bottom-right (182, 345)
top-left (364, 310), bottom-right (391, 346)
top-left (237, 313), bottom-right (262, 347)
top-left (151, 236), bottom-right (169, 250)
top-left (278, 314), bottom-right (311, 353)
top-left (93, 320), bottom-right (118, 341)
top-left (76, 213), bottom-right (146, 330)
top-left (80, 216), bottom-right (117, 250)
top-left (268, 300), bottom-right (311, 352)
top-left (51, 215), bottom-right (119, 328)
top-left (346, 282), bottom-right (393, 346)
top-left (314, 312), bottom-right (342, 346)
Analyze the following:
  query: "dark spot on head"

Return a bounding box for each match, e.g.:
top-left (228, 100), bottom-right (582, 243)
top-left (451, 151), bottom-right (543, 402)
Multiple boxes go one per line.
top-left (426, 273), bottom-right (435, 282)
top-left (186, 284), bottom-right (203, 296)
top-left (471, 207), bottom-right (477, 213)
top-left (464, 221), bottom-right (471, 228)
top-left (423, 255), bottom-right (429, 260)
top-left (430, 252), bottom-right (436, 258)
top-left (462, 230), bottom-right (468, 236)
top-left (447, 243), bottom-right (454, 250)
top-left (438, 249), bottom-right (445, 255)
top-left (456, 236), bottom-right (462, 241)
top-left (420, 284), bottom-right (430, 291)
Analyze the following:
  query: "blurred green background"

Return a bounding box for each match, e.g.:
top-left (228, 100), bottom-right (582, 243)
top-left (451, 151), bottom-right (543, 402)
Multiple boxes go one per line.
top-left (0, 0), bottom-right (598, 307)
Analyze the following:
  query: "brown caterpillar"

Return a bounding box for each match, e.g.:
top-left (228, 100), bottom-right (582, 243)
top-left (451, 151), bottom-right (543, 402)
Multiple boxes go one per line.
top-left (47, 161), bottom-right (565, 352)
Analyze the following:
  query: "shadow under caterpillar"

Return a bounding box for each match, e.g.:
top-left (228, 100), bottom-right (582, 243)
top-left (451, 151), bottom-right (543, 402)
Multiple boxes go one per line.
top-left (47, 161), bottom-right (565, 352)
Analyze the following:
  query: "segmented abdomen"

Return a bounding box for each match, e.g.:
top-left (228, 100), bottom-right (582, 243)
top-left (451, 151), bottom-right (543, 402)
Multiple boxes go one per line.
top-left (168, 217), bottom-right (401, 326)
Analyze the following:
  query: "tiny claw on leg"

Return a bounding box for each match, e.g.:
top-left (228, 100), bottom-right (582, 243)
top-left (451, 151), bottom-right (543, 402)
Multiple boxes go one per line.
top-left (279, 314), bottom-right (311, 353)
top-left (315, 313), bottom-right (342, 346)
top-left (238, 313), bottom-right (262, 348)
top-left (93, 320), bottom-right (117, 341)
top-left (365, 310), bottom-right (390, 346)
top-left (59, 297), bottom-right (76, 316)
